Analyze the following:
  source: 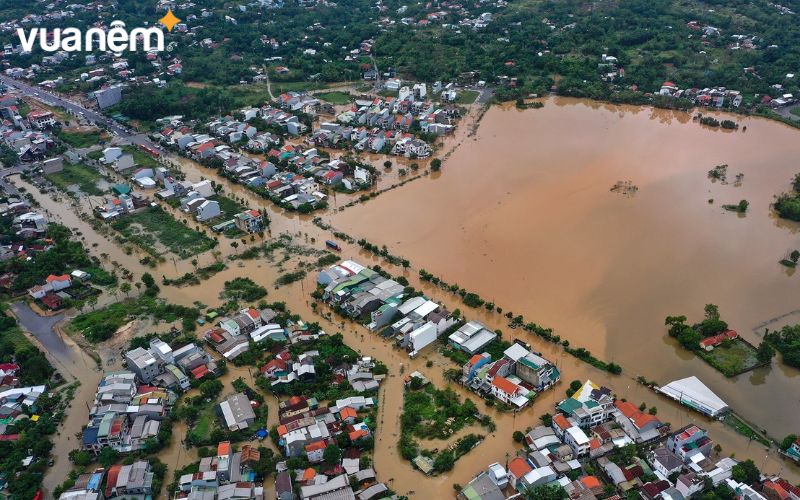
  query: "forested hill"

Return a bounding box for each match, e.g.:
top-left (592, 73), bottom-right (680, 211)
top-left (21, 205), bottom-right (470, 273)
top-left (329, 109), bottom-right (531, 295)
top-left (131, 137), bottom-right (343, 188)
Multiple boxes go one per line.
top-left (1, 0), bottom-right (798, 105)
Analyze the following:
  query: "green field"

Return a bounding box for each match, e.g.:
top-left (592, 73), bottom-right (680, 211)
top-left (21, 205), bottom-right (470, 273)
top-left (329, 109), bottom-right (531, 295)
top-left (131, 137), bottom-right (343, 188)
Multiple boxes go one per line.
top-left (209, 195), bottom-right (246, 218)
top-left (111, 206), bottom-right (217, 258)
top-left (698, 339), bottom-right (761, 377)
top-left (187, 403), bottom-right (217, 444)
top-left (791, 107), bottom-right (800, 118)
top-left (48, 163), bottom-right (105, 196)
top-left (1, 326), bottom-right (33, 351)
top-left (454, 90), bottom-right (480, 105)
top-left (122, 146), bottom-right (159, 169)
top-left (56, 129), bottom-right (106, 148)
top-left (269, 81), bottom-right (328, 93)
top-left (722, 414), bottom-right (771, 446)
top-left (315, 91), bottom-right (352, 105)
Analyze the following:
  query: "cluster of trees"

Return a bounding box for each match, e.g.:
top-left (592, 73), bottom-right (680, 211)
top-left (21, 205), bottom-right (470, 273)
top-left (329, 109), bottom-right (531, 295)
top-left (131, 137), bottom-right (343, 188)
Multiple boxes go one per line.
top-left (665, 304), bottom-right (729, 350)
top-left (0, 223), bottom-right (115, 291)
top-left (220, 277), bottom-right (268, 302)
top-left (69, 294), bottom-right (200, 342)
top-left (399, 384), bottom-right (482, 467)
top-left (764, 324), bottom-right (800, 368)
top-left (0, 319), bottom-right (53, 386)
top-left (774, 173), bottom-right (800, 222)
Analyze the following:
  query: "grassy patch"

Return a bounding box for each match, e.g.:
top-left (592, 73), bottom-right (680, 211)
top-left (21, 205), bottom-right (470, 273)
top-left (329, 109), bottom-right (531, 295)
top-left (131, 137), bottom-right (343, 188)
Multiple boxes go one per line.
top-left (67, 295), bottom-right (201, 342)
top-left (1, 325), bottom-right (33, 351)
top-left (454, 90), bottom-right (480, 104)
top-left (697, 339), bottom-right (760, 377)
top-left (315, 91), bottom-right (352, 105)
top-left (47, 163), bottom-right (105, 196)
top-left (269, 81), bottom-right (328, 93)
top-left (209, 195), bottom-right (245, 218)
top-left (221, 277), bottom-right (267, 302)
top-left (723, 414), bottom-right (771, 446)
top-left (187, 403), bottom-right (217, 444)
top-left (791, 107), bottom-right (800, 118)
top-left (111, 206), bottom-right (217, 259)
top-left (122, 146), bottom-right (159, 170)
top-left (399, 384), bottom-right (492, 474)
top-left (55, 129), bottom-right (106, 148)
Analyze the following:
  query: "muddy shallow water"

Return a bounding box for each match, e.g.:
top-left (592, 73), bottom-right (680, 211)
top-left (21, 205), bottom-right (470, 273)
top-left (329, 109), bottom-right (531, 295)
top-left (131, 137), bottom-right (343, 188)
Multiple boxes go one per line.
top-left (332, 98), bottom-right (800, 440)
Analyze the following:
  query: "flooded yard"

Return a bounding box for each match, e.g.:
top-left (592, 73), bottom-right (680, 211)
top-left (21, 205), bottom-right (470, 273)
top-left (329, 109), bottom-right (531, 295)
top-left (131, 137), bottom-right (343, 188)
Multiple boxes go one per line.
top-left (331, 97), bottom-right (800, 440)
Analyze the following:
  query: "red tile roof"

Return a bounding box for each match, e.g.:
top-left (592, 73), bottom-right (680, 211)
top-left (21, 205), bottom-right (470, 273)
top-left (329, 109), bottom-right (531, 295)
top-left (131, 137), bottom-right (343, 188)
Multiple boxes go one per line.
top-left (553, 414), bottom-right (571, 431)
top-left (581, 476), bottom-right (601, 489)
top-left (699, 329), bottom-right (738, 348)
top-left (340, 407), bottom-right (357, 421)
top-left (305, 440), bottom-right (327, 452)
top-left (508, 457), bottom-right (532, 478)
top-left (349, 429), bottom-right (370, 441)
top-left (469, 354), bottom-right (484, 366)
top-left (217, 441), bottom-right (231, 456)
top-left (105, 465), bottom-right (122, 498)
top-left (191, 365), bottom-right (209, 379)
top-left (491, 375), bottom-right (519, 395)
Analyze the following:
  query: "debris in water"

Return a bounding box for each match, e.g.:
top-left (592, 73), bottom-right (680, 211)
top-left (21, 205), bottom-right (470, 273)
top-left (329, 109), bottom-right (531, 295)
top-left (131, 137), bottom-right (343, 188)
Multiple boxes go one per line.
top-left (708, 164), bottom-right (728, 183)
top-left (610, 180), bottom-right (638, 197)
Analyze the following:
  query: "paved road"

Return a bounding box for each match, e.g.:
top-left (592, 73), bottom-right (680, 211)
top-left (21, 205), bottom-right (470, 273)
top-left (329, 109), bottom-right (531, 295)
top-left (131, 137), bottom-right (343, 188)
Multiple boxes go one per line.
top-left (0, 75), bottom-right (165, 152)
top-left (10, 302), bottom-right (68, 358)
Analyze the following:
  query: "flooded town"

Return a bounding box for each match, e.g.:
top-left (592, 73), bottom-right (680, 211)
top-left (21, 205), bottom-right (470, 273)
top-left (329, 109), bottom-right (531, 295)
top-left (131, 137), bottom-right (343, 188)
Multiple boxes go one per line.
top-left (0, 2), bottom-right (800, 500)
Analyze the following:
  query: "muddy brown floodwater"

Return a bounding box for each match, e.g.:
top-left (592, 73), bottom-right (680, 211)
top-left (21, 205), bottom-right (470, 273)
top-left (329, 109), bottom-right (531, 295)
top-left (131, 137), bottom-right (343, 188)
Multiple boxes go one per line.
top-left (332, 98), bottom-right (800, 442)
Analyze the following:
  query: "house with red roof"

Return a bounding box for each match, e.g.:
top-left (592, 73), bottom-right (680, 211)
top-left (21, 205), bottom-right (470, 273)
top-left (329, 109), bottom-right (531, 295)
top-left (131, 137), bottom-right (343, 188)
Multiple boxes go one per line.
top-left (305, 440), bottom-right (328, 463)
top-left (40, 292), bottom-right (63, 310)
top-left (28, 274), bottom-right (71, 299)
top-left (260, 358), bottom-right (288, 379)
top-left (339, 406), bottom-right (357, 424)
top-left (699, 329), bottom-right (738, 350)
top-left (490, 375), bottom-right (531, 409)
top-left (507, 457), bottom-right (533, 488)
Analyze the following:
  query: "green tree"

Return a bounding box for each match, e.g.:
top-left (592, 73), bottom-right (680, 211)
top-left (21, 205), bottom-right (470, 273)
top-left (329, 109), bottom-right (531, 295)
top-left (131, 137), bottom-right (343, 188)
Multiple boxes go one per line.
top-left (68, 449), bottom-right (92, 466)
top-left (323, 444), bottom-right (342, 465)
top-left (756, 341), bottom-right (775, 364)
top-left (199, 379), bottom-right (223, 400)
top-left (433, 450), bottom-right (455, 472)
top-left (731, 459), bottom-right (760, 485)
top-left (539, 413), bottom-right (553, 427)
top-left (513, 430), bottom-right (525, 443)
top-left (98, 447), bottom-right (120, 468)
top-left (522, 484), bottom-right (567, 500)
top-left (430, 158), bottom-right (442, 171)
top-left (780, 434), bottom-right (798, 451)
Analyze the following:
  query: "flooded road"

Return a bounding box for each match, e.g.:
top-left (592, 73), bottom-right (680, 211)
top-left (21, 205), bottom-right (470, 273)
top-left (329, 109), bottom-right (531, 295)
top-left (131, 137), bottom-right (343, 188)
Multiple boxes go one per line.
top-left (10, 302), bottom-right (102, 498)
top-left (331, 98), bottom-right (800, 441)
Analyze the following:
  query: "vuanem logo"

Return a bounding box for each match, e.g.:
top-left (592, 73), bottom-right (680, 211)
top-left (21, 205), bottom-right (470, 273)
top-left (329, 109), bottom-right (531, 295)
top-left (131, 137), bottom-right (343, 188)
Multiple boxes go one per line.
top-left (16, 8), bottom-right (181, 54)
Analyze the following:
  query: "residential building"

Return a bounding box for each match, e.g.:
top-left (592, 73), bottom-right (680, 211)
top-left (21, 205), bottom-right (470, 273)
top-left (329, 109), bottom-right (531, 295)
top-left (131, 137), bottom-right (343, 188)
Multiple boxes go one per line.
top-left (234, 209), bottom-right (266, 233)
top-left (219, 392), bottom-right (256, 430)
top-left (667, 425), bottom-right (713, 462)
top-left (448, 321), bottom-right (497, 354)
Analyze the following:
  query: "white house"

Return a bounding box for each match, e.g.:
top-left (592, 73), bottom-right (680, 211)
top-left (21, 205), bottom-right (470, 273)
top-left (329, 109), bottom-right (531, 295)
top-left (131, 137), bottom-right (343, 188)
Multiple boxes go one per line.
top-left (195, 200), bottom-right (220, 221)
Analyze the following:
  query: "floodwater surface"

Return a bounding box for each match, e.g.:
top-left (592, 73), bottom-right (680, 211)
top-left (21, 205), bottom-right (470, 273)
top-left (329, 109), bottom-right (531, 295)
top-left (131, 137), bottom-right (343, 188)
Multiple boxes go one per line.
top-left (332, 98), bottom-right (800, 440)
